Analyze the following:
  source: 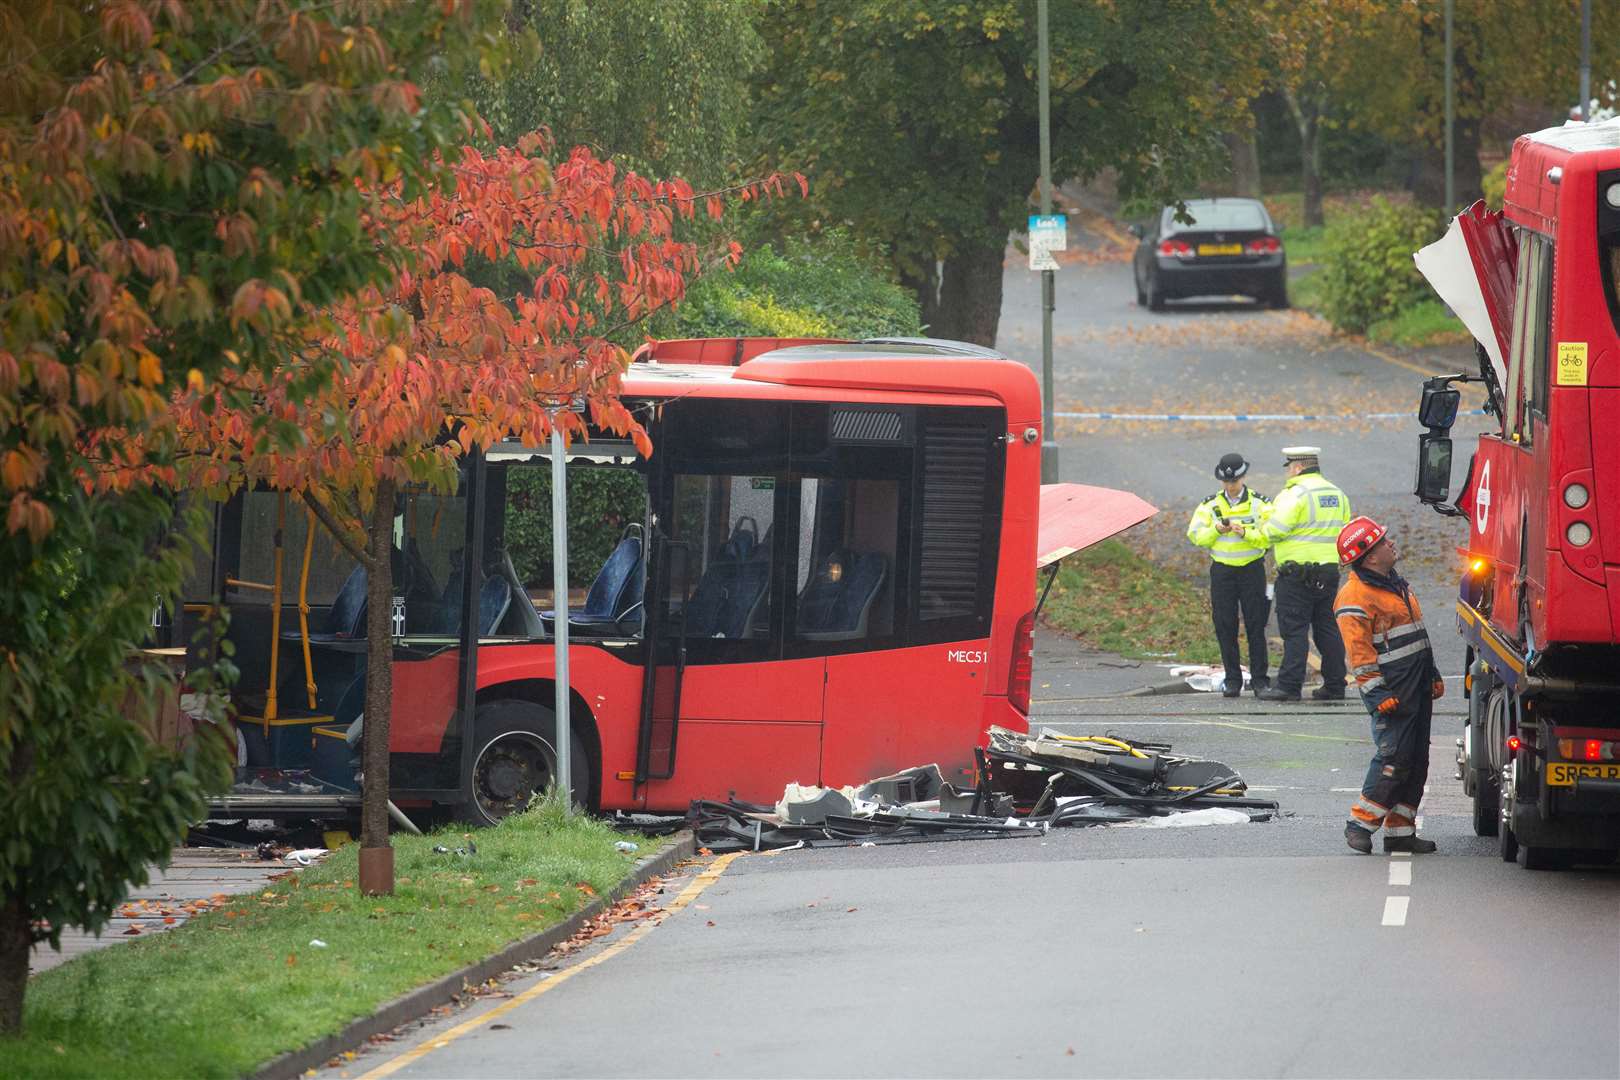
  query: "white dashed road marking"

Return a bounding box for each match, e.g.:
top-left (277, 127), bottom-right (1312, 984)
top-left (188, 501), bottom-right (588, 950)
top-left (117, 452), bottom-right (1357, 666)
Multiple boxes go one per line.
top-left (1382, 896), bottom-right (1410, 926)
top-left (1389, 862), bottom-right (1412, 886)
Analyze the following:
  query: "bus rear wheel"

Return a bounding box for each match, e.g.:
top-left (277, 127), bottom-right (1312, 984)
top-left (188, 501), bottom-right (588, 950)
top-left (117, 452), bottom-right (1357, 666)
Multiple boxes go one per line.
top-left (457, 699), bottom-right (591, 827)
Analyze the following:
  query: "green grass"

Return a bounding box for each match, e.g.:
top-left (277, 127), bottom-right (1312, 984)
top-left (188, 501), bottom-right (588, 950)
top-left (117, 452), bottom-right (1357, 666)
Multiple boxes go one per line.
top-left (1280, 224), bottom-right (1328, 266)
top-left (8, 802), bottom-right (660, 1079)
top-left (1042, 539), bottom-right (1223, 664)
top-left (1365, 298), bottom-right (1470, 348)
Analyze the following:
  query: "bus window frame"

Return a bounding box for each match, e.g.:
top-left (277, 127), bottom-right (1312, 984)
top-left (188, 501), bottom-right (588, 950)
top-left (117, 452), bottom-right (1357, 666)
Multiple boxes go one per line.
top-left (1506, 229), bottom-right (1535, 442)
top-left (1524, 232), bottom-right (1553, 429)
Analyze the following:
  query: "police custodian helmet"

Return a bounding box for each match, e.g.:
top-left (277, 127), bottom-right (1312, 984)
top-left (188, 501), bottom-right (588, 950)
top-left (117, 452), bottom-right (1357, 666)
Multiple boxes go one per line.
top-left (1214, 452), bottom-right (1249, 480)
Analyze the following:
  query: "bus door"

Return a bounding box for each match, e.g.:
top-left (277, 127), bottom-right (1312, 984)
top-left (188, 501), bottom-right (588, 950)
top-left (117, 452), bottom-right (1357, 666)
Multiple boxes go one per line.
top-left (806, 405), bottom-right (1005, 788)
top-left (637, 401), bottom-right (825, 808)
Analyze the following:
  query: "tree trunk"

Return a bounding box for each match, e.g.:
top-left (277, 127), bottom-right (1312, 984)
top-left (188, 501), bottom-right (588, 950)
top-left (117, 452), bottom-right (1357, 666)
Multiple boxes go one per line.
top-left (0, 892), bottom-right (28, 1035)
top-left (1284, 88), bottom-right (1324, 227)
top-left (0, 737), bottom-right (33, 1033)
top-left (933, 239), bottom-right (1007, 347)
top-left (1410, 19), bottom-right (1483, 210)
top-left (1224, 128), bottom-right (1262, 198)
top-left (360, 475), bottom-right (396, 894)
top-left (898, 261), bottom-right (942, 336)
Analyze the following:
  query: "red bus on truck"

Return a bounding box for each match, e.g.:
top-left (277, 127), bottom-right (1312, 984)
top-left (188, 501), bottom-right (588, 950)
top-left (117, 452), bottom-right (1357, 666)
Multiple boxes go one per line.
top-left (1414, 119), bottom-right (1620, 868)
top-left (182, 337), bottom-right (1154, 825)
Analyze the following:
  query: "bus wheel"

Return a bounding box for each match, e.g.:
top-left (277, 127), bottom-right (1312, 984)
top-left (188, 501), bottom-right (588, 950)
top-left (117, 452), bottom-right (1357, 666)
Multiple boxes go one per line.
top-left (458, 700), bottom-right (591, 827)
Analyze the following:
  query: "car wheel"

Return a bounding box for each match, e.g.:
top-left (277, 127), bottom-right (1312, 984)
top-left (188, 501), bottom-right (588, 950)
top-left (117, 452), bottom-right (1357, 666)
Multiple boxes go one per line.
top-left (1147, 277), bottom-right (1166, 312)
top-left (1135, 279), bottom-right (1146, 307)
top-left (456, 699), bottom-right (592, 826)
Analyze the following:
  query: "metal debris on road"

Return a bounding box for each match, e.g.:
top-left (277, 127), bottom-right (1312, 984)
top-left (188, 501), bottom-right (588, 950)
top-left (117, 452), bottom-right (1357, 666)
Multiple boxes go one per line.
top-left (689, 732), bottom-right (1278, 853)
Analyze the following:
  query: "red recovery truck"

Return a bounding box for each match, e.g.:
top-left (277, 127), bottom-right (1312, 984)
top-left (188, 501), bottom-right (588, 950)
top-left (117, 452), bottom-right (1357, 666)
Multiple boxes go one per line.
top-left (1413, 119), bottom-right (1620, 868)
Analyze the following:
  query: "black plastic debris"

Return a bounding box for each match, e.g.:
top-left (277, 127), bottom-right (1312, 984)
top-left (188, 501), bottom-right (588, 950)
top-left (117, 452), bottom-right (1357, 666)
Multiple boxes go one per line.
top-left (688, 734), bottom-right (1279, 854)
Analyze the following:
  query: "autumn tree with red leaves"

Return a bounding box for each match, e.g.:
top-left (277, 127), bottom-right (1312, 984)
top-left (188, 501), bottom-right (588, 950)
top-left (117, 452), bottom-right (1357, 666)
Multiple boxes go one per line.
top-left (0, 0), bottom-right (507, 1033)
top-left (172, 134), bottom-right (802, 891)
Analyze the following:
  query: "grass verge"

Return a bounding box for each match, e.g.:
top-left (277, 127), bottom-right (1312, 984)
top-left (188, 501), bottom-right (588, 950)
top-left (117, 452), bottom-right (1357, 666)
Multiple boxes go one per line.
top-left (1364, 298), bottom-right (1469, 348)
top-left (1042, 539), bottom-right (1223, 664)
top-left (9, 802), bottom-right (658, 1079)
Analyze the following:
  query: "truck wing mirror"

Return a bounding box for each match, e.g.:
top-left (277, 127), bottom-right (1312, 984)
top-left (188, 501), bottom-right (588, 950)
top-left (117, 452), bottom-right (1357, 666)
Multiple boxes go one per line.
top-left (1419, 385), bottom-right (1461, 431)
top-left (1414, 433), bottom-right (1454, 505)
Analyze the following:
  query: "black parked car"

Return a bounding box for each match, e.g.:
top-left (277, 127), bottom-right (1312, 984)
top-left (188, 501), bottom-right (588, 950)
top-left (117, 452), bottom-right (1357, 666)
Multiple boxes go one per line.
top-left (1129, 198), bottom-right (1287, 310)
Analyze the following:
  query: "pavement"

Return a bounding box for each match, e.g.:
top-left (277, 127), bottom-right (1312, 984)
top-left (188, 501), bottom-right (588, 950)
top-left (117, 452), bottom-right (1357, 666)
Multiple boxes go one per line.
top-left (317, 256), bottom-right (1620, 1080)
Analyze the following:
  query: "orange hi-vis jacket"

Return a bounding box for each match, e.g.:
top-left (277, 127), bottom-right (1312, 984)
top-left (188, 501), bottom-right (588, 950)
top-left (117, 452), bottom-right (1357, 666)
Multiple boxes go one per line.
top-left (1333, 569), bottom-right (1439, 715)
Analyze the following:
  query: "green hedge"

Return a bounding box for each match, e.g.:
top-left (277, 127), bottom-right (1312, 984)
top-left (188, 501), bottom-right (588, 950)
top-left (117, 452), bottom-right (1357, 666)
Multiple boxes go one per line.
top-left (1317, 197), bottom-right (1445, 334)
top-left (505, 466), bottom-right (644, 589)
top-left (668, 233), bottom-right (924, 339)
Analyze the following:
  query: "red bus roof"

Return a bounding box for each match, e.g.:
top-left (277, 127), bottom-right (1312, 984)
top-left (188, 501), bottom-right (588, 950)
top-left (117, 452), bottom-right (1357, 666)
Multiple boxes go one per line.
top-left (621, 338), bottom-right (1043, 422)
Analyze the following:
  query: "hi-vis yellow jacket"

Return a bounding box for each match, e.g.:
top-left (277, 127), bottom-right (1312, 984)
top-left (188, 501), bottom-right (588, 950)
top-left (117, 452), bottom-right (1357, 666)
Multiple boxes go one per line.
top-left (1244, 471), bottom-right (1350, 566)
top-left (1187, 487), bottom-right (1271, 567)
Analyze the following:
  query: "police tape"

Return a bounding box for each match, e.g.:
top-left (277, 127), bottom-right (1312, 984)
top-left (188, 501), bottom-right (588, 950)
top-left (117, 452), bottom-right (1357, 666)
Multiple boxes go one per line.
top-left (1054, 409), bottom-right (1490, 422)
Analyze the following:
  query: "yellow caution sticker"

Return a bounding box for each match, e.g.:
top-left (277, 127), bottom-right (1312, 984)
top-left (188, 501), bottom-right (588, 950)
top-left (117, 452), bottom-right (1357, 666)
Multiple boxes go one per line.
top-left (1557, 341), bottom-right (1588, 386)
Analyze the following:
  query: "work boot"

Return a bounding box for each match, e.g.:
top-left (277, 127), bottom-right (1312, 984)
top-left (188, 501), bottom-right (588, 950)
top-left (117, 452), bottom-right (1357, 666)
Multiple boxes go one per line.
top-left (1250, 676), bottom-right (1271, 697)
top-left (1222, 679), bottom-right (1242, 698)
top-left (1383, 834), bottom-right (1438, 854)
top-left (1257, 686), bottom-right (1301, 702)
top-left (1345, 822), bottom-right (1373, 854)
top-left (1311, 685), bottom-right (1347, 701)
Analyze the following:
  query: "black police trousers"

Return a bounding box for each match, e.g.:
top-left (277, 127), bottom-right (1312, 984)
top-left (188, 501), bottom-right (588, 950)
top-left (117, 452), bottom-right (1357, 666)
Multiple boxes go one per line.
top-left (1209, 560), bottom-right (1269, 691)
top-left (1273, 563), bottom-right (1347, 695)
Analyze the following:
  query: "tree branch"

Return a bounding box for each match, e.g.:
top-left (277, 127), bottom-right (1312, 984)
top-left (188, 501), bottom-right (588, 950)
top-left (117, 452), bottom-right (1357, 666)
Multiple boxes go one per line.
top-left (301, 489), bottom-right (374, 569)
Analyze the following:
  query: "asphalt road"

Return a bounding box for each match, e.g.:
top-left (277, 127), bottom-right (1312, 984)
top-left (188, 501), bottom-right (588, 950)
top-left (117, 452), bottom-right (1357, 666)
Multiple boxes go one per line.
top-left (346, 695), bottom-right (1619, 1080)
top-left (334, 259), bottom-right (1618, 1080)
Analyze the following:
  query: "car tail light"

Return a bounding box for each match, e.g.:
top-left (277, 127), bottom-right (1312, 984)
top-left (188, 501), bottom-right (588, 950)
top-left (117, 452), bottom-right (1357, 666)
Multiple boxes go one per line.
top-left (1557, 737), bottom-right (1617, 761)
top-left (1157, 239), bottom-right (1193, 258)
top-left (1245, 236), bottom-right (1282, 254)
top-left (1009, 611), bottom-right (1035, 714)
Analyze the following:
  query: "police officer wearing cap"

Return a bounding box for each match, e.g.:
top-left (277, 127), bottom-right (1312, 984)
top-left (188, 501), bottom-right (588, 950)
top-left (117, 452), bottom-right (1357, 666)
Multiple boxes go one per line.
top-left (1187, 453), bottom-right (1272, 698)
top-left (1249, 446), bottom-right (1352, 701)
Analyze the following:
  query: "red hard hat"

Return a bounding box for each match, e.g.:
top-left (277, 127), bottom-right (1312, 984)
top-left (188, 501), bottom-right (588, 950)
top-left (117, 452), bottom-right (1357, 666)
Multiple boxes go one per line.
top-left (1338, 516), bottom-right (1387, 565)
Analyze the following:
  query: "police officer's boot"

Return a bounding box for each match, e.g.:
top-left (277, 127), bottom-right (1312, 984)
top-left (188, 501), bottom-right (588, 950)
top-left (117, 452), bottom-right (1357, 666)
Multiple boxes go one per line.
top-left (1344, 822), bottom-right (1373, 853)
top-left (1383, 834), bottom-right (1438, 854)
top-left (1257, 685), bottom-right (1301, 702)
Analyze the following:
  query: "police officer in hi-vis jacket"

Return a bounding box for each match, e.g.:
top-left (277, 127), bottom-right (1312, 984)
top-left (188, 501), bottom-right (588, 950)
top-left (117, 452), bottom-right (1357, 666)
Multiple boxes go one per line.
top-left (1249, 446), bottom-right (1352, 702)
top-left (1186, 453), bottom-right (1272, 698)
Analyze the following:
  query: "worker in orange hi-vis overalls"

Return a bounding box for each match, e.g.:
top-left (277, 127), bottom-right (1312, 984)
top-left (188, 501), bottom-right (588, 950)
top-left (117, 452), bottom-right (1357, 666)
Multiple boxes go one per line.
top-left (1334, 516), bottom-right (1445, 854)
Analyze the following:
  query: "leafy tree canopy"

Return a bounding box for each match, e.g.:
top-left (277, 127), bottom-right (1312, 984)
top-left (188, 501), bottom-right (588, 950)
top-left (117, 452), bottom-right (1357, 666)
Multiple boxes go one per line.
top-left (751, 0), bottom-right (1269, 342)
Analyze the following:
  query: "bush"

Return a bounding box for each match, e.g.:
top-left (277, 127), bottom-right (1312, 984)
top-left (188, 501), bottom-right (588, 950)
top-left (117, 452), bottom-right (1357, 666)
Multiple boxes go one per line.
top-left (1482, 160), bottom-right (1508, 210)
top-left (1317, 198), bottom-right (1445, 334)
top-left (667, 233), bottom-right (923, 339)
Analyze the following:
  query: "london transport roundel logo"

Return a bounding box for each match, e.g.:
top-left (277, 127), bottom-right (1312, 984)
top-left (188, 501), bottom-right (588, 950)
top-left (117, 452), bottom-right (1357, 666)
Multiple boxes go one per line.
top-left (1475, 460), bottom-right (1492, 534)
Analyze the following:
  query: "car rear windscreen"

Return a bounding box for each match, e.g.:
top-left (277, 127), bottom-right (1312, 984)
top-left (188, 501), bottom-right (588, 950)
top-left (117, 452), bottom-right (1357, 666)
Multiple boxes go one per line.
top-left (1166, 203), bottom-right (1266, 232)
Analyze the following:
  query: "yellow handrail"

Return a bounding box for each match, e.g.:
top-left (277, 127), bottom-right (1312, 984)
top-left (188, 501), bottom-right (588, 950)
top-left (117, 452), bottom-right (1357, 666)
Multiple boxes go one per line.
top-left (264, 493), bottom-right (286, 735)
top-left (298, 507), bottom-right (316, 710)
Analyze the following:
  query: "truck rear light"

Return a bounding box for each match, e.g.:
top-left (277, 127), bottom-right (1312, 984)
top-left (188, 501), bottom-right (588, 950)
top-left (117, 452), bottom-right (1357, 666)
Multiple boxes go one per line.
top-left (1009, 611), bottom-right (1035, 714)
top-left (1557, 737), bottom-right (1616, 761)
top-left (1563, 482), bottom-right (1590, 509)
top-left (1567, 521), bottom-right (1593, 546)
top-left (1507, 734), bottom-right (1522, 753)
top-left (1158, 239), bottom-right (1193, 258)
top-left (1245, 236), bottom-right (1282, 254)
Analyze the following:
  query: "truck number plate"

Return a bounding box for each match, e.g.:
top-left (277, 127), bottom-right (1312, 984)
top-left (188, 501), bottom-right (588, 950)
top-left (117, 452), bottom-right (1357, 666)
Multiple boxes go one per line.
top-left (1545, 762), bottom-right (1620, 786)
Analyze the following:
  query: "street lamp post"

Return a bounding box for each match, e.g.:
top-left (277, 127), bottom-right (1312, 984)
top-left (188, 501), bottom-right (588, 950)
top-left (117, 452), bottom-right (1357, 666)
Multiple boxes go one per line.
top-left (1037, 0), bottom-right (1058, 482)
top-left (547, 406), bottom-right (572, 812)
top-left (1444, 0), bottom-right (1454, 214)
top-left (1581, 0), bottom-right (1592, 122)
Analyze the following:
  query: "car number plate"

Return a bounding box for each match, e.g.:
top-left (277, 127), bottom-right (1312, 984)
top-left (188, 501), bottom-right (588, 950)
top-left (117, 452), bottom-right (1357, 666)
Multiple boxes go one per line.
top-left (1545, 761), bottom-right (1620, 786)
top-left (1197, 243), bottom-right (1243, 256)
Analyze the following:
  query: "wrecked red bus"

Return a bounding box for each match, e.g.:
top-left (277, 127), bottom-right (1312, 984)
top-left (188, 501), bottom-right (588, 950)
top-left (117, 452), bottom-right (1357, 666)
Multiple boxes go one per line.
top-left (178, 337), bottom-right (1154, 825)
top-left (1414, 120), bottom-right (1620, 867)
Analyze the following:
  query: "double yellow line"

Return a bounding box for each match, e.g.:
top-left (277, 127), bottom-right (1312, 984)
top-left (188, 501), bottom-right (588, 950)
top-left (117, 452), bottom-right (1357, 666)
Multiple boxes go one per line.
top-left (361, 852), bottom-right (744, 1079)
